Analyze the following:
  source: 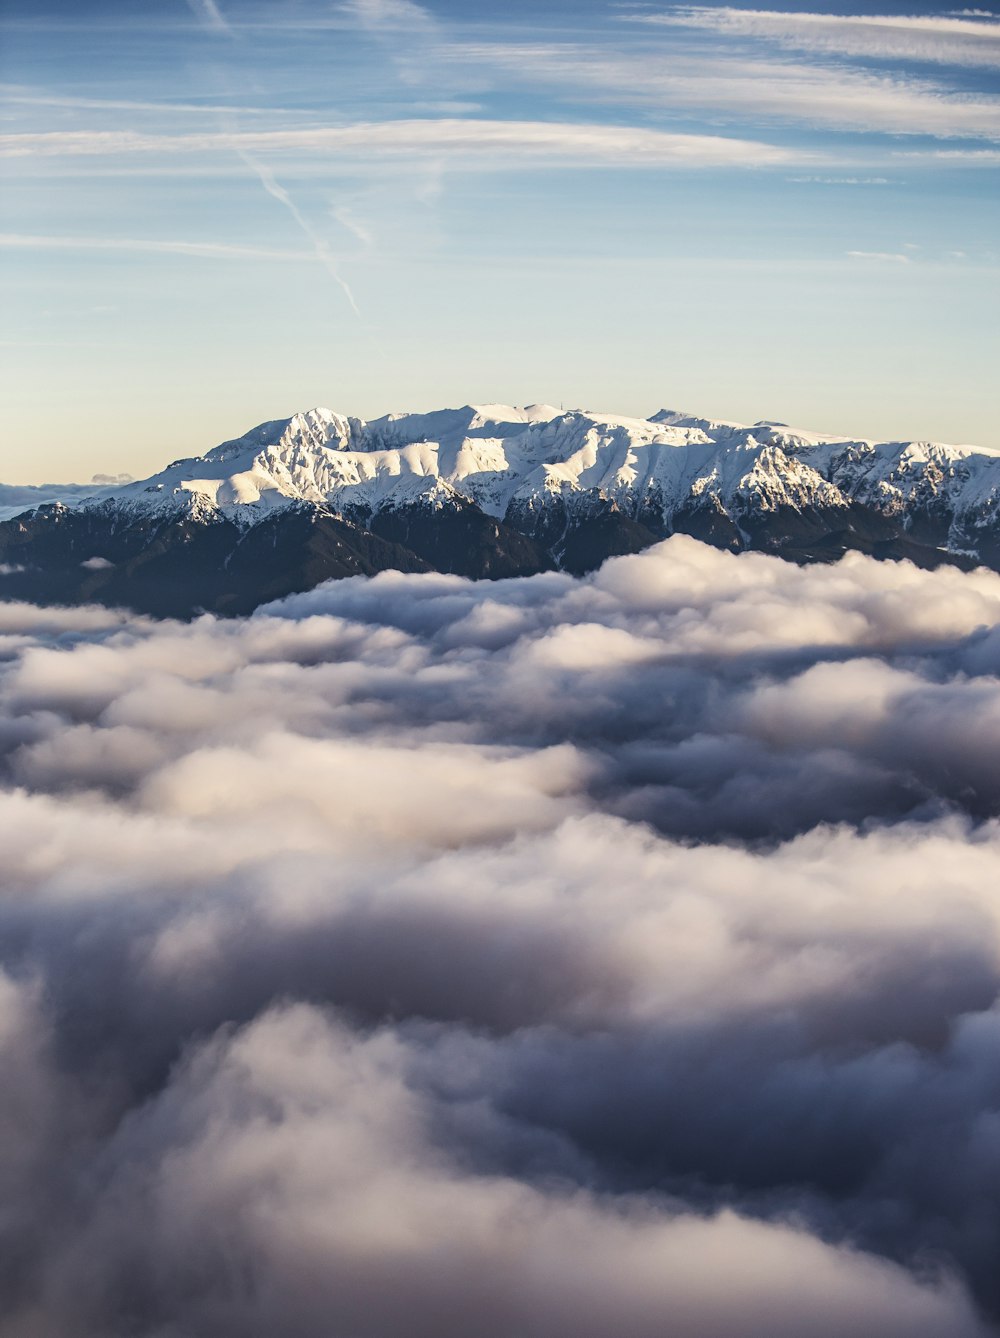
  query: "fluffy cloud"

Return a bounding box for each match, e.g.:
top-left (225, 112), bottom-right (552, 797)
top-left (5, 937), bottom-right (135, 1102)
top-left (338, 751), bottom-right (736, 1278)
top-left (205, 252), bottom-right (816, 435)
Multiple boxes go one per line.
top-left (13, 1004), bottom-right (987, 1338)
top-left (2, 537), bottom-right (1000, 1334)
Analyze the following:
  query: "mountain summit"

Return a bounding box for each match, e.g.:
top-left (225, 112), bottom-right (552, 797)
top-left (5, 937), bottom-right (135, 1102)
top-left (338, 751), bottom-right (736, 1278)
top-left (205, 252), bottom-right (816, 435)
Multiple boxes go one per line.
top-left (3, 403), bottom-right (999, 617)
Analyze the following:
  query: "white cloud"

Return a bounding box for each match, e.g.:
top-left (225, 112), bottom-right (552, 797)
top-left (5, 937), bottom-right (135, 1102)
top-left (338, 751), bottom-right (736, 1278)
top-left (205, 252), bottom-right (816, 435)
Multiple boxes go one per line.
top-left (185, 0), bottom-right (232, 35)
top-left (33, 1000), bottom-right (983, 1338)
top-left (456, 44), bottom-right (1000, 142)
top-left (787, 175), bottom-right (889, 184)
top-left (339, 0), bottom-right (433, 30)
top-left (0, 86), bottom-right (292, 116)
top-left (0, 119), bottom-right (800, 169)
top-left (896, 147), bottom-right (1000, 164)
top-left (635, 7), bottom-right (1000, 70)
top-left (0, 233), bottom-right (313, 262)
top-left (846, 249), bottom-right (912, 263)
top-left (337, 0), bottom-right (448, 92)
top-left (4, 542), bottom-right (1000, 1331)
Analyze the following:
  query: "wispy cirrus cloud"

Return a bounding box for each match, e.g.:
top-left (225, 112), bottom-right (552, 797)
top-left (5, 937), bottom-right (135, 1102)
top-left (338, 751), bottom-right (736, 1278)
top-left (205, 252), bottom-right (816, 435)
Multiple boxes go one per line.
top-left (0, 233), bottom-right (312, 262)
top-left (0, 86), bottom-right (292, 116)
top-left (0, 119), bottom-right (801, 169)
top-left (896, 147), bottom-right (1000, 164)
top-left (788, 175), bottom-right (889, 184)
top-left (630, 7), bottom-right (1000, 69)
top-left (185, 0), bottom-right (232, 35)
top-left (339, 0), bottom-right (434, 32)
top-left (337, 0), bottom-right (444, 90)
top-left (846, 249), bottom-right (913, 263)
top-left (454, 44), bottom-right (1000, 142)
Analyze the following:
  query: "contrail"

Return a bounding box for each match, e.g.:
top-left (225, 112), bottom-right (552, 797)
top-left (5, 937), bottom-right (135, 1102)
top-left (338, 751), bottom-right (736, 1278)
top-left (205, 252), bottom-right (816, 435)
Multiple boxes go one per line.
top-left (184, 0), bottom-right (361, 319)
top-left (331, 204), bottom-right (375, 252)
top-left (234, 149), bottom-right (362, 317)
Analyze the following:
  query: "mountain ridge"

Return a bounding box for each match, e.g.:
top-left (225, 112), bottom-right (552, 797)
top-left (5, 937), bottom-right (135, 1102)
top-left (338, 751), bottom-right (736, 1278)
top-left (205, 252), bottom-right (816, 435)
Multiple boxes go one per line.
top-left (2, 403), bottom-right (998, 616)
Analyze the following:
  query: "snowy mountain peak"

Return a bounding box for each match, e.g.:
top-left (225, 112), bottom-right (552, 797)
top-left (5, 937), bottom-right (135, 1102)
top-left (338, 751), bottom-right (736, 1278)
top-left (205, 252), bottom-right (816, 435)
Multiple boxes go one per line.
top-left (4, 400), bottom-right (1000, 618)
top-left (4, 404), bottom-right (997, 529)
top-left (4, 403), bottom-right (1000, 617)
top-left (67, 404), bottom-right (990, 556)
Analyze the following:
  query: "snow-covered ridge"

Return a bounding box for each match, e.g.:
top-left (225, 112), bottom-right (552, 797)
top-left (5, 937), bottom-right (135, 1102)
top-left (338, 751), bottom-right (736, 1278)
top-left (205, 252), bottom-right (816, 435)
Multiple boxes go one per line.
top-left (5, 404), bottom-right (1000, 542)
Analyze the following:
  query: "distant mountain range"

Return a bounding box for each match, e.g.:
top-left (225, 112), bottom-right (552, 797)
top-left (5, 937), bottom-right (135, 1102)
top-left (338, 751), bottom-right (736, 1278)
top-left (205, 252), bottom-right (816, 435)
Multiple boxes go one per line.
top-left (3, 404), bottom-right (999, 617)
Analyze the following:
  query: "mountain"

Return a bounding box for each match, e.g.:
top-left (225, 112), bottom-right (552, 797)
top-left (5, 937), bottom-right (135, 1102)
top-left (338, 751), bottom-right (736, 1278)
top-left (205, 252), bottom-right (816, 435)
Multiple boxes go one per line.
top-left (2, 403), bottom-right (999, 617)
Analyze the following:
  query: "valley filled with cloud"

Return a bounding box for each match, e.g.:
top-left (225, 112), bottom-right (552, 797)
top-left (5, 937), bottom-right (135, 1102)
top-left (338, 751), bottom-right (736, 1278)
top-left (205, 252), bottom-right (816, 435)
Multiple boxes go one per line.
top-left (3, 536), bottom-right (1000, 1335)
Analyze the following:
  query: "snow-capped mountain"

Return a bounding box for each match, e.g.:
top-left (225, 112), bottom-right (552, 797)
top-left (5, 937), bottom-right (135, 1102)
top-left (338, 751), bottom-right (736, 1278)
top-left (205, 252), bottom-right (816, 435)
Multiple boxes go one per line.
top-left (3, 403), bottom-right (999, 616)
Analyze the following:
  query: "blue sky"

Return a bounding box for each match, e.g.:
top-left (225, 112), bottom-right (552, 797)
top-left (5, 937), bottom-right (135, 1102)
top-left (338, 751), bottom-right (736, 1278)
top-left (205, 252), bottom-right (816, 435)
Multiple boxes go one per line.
top-left (1, 0), bottom-right (998, 481)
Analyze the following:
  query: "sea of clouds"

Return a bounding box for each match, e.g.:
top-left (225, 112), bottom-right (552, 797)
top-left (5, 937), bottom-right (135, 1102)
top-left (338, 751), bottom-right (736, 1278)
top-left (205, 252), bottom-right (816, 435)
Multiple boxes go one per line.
top-left (3, 534), bottom-right (1000, 1336)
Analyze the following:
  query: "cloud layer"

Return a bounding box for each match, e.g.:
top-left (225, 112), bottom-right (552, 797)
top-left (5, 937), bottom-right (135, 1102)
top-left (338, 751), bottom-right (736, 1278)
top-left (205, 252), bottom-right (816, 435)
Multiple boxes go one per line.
top-left (3, 537), bottom-right (1000, 1334)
